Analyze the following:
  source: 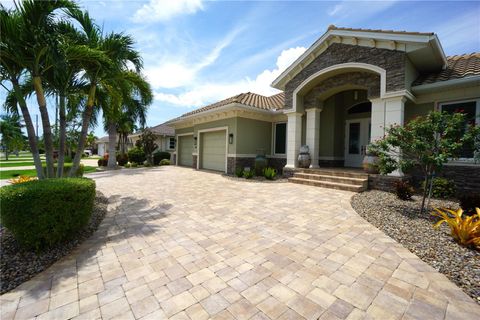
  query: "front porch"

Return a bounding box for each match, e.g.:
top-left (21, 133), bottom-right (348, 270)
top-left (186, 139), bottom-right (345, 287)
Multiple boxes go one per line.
top-left (288, 167), bottom-right (369, 192)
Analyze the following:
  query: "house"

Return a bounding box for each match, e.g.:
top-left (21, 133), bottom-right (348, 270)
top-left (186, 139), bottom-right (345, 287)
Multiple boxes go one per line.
top-left (95, 123), bottom-right (175, 158)
top-left (167, 25), bottom-right (480, 191)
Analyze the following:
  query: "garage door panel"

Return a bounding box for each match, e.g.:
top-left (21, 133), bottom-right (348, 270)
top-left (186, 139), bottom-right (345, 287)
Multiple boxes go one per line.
top-left (178, 135), bottom-right (193, 167)
top-left (201, 131), bottom-right (226, 172)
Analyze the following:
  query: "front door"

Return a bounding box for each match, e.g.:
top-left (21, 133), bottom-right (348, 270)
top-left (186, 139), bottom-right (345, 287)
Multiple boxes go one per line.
top-left (344, 118), bottom-right (371, 167)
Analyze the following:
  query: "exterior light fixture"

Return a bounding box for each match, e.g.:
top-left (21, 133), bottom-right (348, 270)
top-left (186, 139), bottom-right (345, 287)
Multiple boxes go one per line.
top-left (229, 133), bottom-right (234, 144)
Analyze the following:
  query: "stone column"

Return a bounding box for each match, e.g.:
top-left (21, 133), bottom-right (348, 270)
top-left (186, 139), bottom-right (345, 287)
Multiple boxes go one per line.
top-left (305, 107), bottom-right (322, 168)
top-left (370, 98), bottom-right (385, 143)
top-left (285, 111), bottom-right (303, 169)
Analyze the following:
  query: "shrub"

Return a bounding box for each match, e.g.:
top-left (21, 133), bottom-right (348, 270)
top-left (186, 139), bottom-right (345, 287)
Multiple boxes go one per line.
top-left (458, 193), bottom-right (480, 216)
top-left (131, 162), bottom-right (138, 168)
top-left (423, 177), bottom-right (456, 199)
top-left (0, 178), bottom-right (96, 250)
top-left (243, 169), bottom-right (254, 179)
top-left (117, 153), bottom-right (128, 166)
top-left (159, 159), bottom-right (170, 165)
top-left (44, 163), bottom-right (84, 177)
top-left (153, 151), bottom-right (171, 165)
top-left (235, 167), bottom-right (244, 178)
top-left (124, 163), bottom-right (131, 168)
top-left (263, 167), bottom-right (277, 180)
top-left (394, 180), bottom-right (414, 200)
top-left (127, 147), bottom-right (146, 164)
top-left (432, 208), bottom-right (480, 249)
top-left (64, 155), bottom-right (73, 163)
top-left (9, 175), bottom-right (37, 184)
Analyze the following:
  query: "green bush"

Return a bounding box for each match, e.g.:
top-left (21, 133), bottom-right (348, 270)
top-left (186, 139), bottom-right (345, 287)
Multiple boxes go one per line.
top-left (0, 178), bottom-right (96, 250)
top-left (127, 147), bottom-right (146, 164)
top-left (423, 177), bottom-right (456, 199)
top-left (131, 162), bottom-right (138, 168)
top-left (117, 153), bottom-right (128, 166)
top-left (159, 159), bottom-right (170, 165)
top-left (43, 163), bottom-right (84, 177)
top-left (394, 180), bottom-right (414, 200)
top-left (153, 151), bottom-right (171, 165)
top-left (124, 163), bottom-right (131, 168)
top-left (64, 155), bottom-right (73, 163)
top-left (235, 167), bottom-right (244, 177)
top-left (243, 169), bottom-right (254, 179)
top-left (263, 167), bottom-right (277, 180)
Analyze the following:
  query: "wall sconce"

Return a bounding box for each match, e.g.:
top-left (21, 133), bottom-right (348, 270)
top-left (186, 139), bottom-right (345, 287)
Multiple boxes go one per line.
top-left (354, 91), bottom-right (358, 100)
top-left (228, 133), bottom-right (234, 144)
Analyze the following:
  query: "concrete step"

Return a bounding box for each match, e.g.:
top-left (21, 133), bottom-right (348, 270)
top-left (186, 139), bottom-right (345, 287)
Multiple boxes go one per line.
top-left (288, 177), bottom-right (366, 192)
top-left (295, 168), bottom-right (368, 179)
top-left (293, 172), bottom-right (368, 187)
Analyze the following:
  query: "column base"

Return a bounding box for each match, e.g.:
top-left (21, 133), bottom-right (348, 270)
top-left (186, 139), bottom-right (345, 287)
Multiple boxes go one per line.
top-left (309, 164), bottom-right (320, 169)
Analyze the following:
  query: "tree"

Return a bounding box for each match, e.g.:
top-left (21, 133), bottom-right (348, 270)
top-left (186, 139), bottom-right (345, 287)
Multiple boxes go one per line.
top-left (369, 111), bottom-right (480, 214)
top-left (86, 132), bottom-right (97, 150)
top-left (135, 129), bottom-right (158, 166)
top-left (0, 113), bottom-right (24, 160)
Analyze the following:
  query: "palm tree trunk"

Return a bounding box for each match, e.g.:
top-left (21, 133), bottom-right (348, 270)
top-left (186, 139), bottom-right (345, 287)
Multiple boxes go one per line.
top-left (12, 80), bottom-right (44, 179)
top-left (70, 84), bottom-right (96, 177)
top-left (57, 95), bottom-right (66, 177)
top-left (33, 76), bottom-right (55, 178)
top-left (107, 122), bottom-right (117, 169)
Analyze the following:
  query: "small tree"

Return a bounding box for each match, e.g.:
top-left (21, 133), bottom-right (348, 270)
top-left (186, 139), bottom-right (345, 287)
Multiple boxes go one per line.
top-left (369, 111), bottom-right (479, 214)
top-left (0, 113), bottom-right (24, 160)
top-left (135, 129), bottom-right (157, 165)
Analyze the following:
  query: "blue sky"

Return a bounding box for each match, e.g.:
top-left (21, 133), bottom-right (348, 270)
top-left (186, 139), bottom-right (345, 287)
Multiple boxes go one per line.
top-left (2, 0), bottom-right (480, 138)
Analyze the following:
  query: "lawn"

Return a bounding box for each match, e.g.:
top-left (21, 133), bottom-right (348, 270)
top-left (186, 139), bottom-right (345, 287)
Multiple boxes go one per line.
top-left (0, 166), bottom-right (97, 180)
top-left (0, 162), bottom-right (37, 168)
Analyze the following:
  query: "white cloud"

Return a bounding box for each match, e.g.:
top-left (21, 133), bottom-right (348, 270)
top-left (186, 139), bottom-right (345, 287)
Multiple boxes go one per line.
top-left (132, 0), bottom-right (204, 23)
top-left (433, 10), bottom-right (480, 54)
top-left (328, 4), bottom-right (343, 16)
top-left (154, 46), bottom-right (307, 107)
top-left (327, 1), bottom-right (399, 22)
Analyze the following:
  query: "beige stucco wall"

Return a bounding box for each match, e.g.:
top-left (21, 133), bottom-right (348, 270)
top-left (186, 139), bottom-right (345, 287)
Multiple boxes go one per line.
top-left (236, 117), bottom-right (272, 155)
top-left (192, 118), bottom-right (237, 154)
top-left (405, 102), bottom-right (434, 123)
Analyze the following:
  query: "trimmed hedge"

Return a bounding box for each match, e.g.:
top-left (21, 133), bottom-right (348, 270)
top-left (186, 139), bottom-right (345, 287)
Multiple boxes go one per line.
top-left (0, 178), bottom-right (96, 250)
top-left (128, 147), bottom-right (146, 164)
top-left (43, 163), bottom-right (84, 177)
top-left (153, 151), bottom-right (171, 165)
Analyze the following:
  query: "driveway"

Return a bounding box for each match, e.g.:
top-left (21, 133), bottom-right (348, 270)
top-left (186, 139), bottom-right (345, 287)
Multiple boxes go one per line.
top-left (1, 166), bottom-right (479, 319)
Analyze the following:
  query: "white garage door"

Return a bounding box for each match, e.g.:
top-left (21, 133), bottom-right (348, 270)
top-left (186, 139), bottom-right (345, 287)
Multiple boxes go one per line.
top-left (178, 135), bottom-right (193, 167)
top-left (201, 130), bottom-right (226, 172)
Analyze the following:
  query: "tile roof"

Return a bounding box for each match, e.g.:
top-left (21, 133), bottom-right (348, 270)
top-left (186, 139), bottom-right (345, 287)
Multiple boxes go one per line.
top-left (148, 123), bottom-right (175, 136)
top-left (413, 53), bottom-right (480, 86)
top-left (174, 92), bottom-right (285, 120)
top-left (327, 25), bottom-right (434, 36)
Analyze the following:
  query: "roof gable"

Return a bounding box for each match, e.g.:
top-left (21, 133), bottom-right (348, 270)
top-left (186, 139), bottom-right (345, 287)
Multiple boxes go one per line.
top-left (272, 25), bottom-right (447, 90)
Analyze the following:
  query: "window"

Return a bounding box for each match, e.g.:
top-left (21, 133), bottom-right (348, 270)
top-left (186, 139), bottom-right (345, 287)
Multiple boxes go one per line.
top-left (274, 123), bottom-right (287, 154)
top-left (439, 99), bottom-right (479, 159)
top-left (348, 101), bottom-right (372, 114)
top-left (168, 137), bottom-right (175, 150)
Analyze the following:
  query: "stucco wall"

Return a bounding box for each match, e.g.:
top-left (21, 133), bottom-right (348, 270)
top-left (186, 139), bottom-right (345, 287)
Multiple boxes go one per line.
top-left (236, 117), bottom-right (272, 155)
top-left (193, 118), bottom-right (237, 154)
top-left (284, 43), bottom-right (406, 110)
top-left (404, 102), bottom-right (434, 123)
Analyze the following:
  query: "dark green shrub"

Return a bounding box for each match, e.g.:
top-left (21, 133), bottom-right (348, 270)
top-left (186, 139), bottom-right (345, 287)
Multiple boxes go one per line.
top-left (64, 155), bottom-right (73, 163)
top-left (117, 154), bottom-right (128, 166)
top-left (243, 169), bottom-right (254, 179)
top-left (131, 162), bottom-right (138, 168)
top-left (159, 159), bottom-right (170, 165)
top-left (153, 151), bottom-right (171, 165)
top-left (128, 147), bottom-right (146, 164)
top-left (235, 167), bottom-right (244, 177)
top-left (458, 193), bottom-right (480, 216)
top-left (423, 177), bottom-right (456, 199)
top-left (263, 167), bottom-right (277, 180)
top-left (0, 178), bottom-right (96, 250)
top-left (43, 163), bottom-right (84, 177)
top-left (394, 180), bottom-right (414, 200)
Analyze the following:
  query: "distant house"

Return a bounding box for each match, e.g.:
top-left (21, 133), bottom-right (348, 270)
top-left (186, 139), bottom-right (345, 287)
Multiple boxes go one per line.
top-left (166, 25), bottom-right (479, 191)
top-left (95, 123), bottom-right (175, 158)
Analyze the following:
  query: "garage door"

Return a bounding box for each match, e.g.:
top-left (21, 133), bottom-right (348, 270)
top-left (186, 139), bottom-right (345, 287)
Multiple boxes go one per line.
top-left (201, 130), bottom-right (226, 172)
top-left (178, 135), bottom-right (193, 167)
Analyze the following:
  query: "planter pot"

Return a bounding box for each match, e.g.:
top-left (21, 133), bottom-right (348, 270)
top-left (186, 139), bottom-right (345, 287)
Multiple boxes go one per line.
top-left (362, 155), bottom-right (379, 174)
top-left (298, 153), bottom-right (311, 168)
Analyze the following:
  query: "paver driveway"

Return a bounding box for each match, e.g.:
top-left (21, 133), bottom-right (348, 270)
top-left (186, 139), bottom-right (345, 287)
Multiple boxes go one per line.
top-left (1, 166), bottom-right (479, 320)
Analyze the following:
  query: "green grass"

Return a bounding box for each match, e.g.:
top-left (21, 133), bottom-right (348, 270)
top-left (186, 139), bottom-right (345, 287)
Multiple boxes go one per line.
top-left (0, 161), bottom-right (37, 167)
top-left (0, 166), bottom-right (97, 180)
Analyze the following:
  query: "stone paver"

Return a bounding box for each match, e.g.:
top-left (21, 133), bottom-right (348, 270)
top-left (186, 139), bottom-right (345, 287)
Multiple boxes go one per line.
top-left (1, 166), bottom-right (479, 319)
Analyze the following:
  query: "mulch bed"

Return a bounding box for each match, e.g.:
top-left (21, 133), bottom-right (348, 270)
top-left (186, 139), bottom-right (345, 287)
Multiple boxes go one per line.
top-left (0, 191), bottom-right (108, 294)
top-left (222, 174), bottom-right (288, 183)
top-left (351, 190), bottom-right (479, 304)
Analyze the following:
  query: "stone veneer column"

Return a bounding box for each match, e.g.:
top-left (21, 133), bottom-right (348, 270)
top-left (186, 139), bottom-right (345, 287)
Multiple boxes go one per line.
top-left (285, 111), bottom-right (303, 169)
top-left (305, 107), bottom-right (322, 168)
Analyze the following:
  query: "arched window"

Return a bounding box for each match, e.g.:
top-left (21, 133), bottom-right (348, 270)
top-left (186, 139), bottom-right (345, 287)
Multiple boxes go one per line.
top-left (348, 101), bottom-right (372, 114)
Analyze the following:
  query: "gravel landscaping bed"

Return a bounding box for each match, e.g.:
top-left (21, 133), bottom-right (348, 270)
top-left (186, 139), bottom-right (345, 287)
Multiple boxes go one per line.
top-left (0, 191), bottom-right (108, 294)
top-left (351, 190), bottom-right (479, 304)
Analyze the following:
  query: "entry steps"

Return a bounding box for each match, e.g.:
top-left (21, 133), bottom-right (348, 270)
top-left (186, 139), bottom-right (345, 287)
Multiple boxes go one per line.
top-left (289, 168), bottom-right (368, 192)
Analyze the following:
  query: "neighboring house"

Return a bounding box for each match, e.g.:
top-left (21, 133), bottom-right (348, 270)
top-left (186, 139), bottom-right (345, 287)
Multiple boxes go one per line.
top-left (96, 123), bottom-right (175, 158)
top-left (167, 25), bottom-right (479, 190)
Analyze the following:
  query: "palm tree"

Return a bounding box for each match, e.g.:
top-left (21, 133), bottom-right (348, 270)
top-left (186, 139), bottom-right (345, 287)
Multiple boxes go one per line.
top-left (0, 113), bottom-right (24, 160)
top-left (0, 4), bottom-right (44, 178)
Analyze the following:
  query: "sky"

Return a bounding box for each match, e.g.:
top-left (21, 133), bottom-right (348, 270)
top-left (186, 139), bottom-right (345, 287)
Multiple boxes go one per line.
top-left (2, 0), bottom-right (480, 138)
